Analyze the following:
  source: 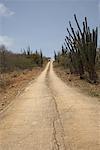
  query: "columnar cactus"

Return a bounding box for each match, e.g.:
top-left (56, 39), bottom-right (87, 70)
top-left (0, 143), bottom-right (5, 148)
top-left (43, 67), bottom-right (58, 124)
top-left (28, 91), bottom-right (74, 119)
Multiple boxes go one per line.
top-left (65, 14), bottom-right (98, 82)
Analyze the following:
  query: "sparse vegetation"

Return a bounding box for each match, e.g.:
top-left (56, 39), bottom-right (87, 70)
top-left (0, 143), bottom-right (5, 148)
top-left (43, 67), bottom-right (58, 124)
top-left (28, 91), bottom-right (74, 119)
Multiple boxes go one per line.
top-left (0, 45), bottom-right (45, 72)
top-left (54, 66), bottom-right (100, 98)
top-left (0, 44), bottom-right (48, 110)
top-left (0, 44), bottom-right (47, 90)
top-left (54, 15), bottom-right (100, 98)
top-left (54, 15), bottom-right (100, 84)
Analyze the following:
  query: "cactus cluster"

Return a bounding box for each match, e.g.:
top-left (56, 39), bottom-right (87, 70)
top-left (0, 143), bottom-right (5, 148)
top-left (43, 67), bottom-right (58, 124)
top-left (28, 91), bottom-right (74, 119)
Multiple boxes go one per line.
top-left (55, 15), bottom-right (98, 83)
top-left (65, 15), bottom-right (98, 82)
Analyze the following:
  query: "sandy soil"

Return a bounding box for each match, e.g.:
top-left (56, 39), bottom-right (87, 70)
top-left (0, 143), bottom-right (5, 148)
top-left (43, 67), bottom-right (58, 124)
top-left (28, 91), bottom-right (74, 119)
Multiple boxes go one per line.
top-left (54, 65), bottom-right (100, 98)
top-left (0, 62), bottom-right (100, 150)
top-left (49, 62), bottom-right (100, 150)
top-left (0, 67), bottom-right (43, 112)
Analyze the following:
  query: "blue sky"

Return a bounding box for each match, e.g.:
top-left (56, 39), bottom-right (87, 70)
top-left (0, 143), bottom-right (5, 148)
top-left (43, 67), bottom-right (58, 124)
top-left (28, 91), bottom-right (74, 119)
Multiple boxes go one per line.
top-left (0, 0), bottom-right (99, 57)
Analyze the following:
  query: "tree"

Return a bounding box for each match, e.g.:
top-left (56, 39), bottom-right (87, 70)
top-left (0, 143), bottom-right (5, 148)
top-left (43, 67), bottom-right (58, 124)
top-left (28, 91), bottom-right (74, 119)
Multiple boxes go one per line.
top-left (0, 45), bottom-right (7, 73)
top-left (0, 45), bottom-right (7, 90)
top-left (40, 50), bottom-right (43, 67)
top-left (54, 51), bottom-right (57, 61)
top-left (27, 45), bottom-right (31, 56)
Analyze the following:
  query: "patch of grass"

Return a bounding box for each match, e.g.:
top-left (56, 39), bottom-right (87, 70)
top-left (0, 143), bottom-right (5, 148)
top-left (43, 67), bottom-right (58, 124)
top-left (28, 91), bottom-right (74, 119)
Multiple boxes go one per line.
top-left (88, 91), bottom-right (100, 97)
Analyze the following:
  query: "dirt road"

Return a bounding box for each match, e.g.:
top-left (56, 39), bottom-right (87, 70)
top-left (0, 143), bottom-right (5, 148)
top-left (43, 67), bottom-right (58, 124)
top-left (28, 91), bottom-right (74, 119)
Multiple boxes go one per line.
top-left (0, 62), bottom-right (100, 150)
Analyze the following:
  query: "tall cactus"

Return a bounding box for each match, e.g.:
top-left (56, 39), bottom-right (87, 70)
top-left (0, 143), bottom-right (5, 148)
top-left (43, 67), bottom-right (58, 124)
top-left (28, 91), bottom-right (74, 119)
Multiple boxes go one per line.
top-left (65, 20), bottom-right (84, 78)
top-left (74, 15), bottom-right (97, 82)
top-left (55, 15), bottom-right (98, 83)
top-left (65, 14), bottom-right (98, 83)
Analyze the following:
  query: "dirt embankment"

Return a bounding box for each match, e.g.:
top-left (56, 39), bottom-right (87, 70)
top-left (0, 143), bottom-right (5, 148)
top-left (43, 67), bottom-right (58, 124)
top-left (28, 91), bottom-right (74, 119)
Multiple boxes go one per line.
top-left (54, 65), bottom-right (100, 99)
top-left (0, 67), bottom-right (44, 112)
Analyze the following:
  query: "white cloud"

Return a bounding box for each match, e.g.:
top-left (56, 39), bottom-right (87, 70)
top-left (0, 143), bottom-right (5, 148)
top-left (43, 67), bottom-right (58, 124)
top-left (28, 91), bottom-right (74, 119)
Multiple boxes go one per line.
top-left (0, 3), bottom-right (15, 17)
top-left (0, 35), bottom-right (14, 48)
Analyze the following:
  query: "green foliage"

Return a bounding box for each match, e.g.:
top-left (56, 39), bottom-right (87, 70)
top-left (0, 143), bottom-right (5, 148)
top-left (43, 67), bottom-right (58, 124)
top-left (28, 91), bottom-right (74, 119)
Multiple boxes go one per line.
top-left (0, 45), bottom-right (7, 73)
top-left (96, 50), bottom-right (100, 70)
